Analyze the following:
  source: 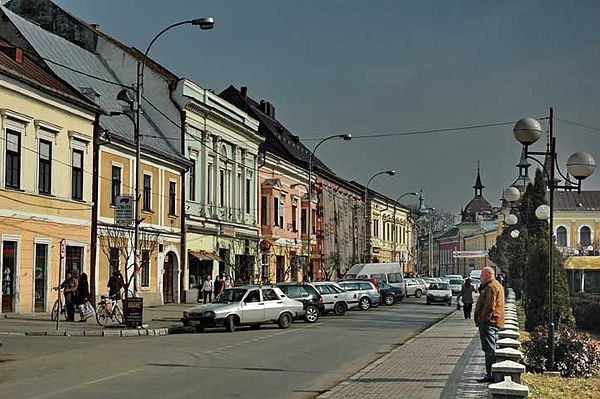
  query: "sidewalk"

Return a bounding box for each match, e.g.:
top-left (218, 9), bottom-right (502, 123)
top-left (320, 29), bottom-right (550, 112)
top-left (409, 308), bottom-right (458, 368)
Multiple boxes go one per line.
top-left (0, 303), bottom-right (192, 337)
top-left (319, 309), bottom-right (488, 399)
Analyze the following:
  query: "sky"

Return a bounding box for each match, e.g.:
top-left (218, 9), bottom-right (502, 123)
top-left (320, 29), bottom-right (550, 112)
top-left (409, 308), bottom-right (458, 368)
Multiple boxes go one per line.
top-left (53, 0), bottom-right (600, 214)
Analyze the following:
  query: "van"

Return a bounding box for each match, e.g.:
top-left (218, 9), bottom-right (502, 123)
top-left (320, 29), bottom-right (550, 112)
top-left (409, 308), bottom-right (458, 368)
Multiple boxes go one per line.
top-left (343, 263), bottom-right (405, 294)
top-left (469, 270), bottom-right (481, 279)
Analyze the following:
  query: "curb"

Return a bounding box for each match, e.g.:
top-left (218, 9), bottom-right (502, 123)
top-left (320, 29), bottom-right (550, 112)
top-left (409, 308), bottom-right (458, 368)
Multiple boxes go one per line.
top-left (0, 325), bottom-right (190, 338)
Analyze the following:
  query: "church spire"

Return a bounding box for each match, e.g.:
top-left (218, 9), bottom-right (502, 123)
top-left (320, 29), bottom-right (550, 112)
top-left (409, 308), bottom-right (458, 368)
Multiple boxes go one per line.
top-left (473, 162), bottom-right (484, 197)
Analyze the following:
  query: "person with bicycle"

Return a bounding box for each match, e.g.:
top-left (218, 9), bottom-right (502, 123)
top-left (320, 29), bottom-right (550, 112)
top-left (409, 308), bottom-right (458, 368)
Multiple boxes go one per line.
top-left (60, 273), bottom-right (78, 321)
top-left (107, 270), bottom-right (125, 299)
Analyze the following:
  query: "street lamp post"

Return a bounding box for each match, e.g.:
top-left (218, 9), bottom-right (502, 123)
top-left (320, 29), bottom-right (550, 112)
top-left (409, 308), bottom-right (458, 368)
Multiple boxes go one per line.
top-left (305, 134), bottom-right (351, 279)
top-left (363, 170), bottom-right (396, 263)
top-left (392, 192), bottom-right (419, 263)
top-left (131, 17), bottom-right (214, 296)
top-left (513, 108), bottom-right (596, 370)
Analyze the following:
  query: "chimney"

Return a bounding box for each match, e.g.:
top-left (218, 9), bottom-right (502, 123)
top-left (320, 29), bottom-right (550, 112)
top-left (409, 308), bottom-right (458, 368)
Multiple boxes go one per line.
top-left (15, 48), bottom-right (23, 64)
top-left (259, 100), bottom-right (267, 113)
top-left (270, 104), bottom-right (275, 118)
top-left (0, 46), bottom-right (24, 64)
top-left (240, 86), bottom-right (247, 98)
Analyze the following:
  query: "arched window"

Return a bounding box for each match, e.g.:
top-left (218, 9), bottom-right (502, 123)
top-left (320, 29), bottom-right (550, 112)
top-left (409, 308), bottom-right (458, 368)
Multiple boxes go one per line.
top-left (580, 226), bottom-right (592, 246)
top-left (556, 226), bottom-right (567, 247)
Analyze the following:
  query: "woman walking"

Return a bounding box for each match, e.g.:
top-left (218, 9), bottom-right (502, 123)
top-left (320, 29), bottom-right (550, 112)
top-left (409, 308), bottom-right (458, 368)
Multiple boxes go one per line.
top-left (457, 277), bottom-right (477, 319)
top-left (76, 273), bottom-right (90, 322)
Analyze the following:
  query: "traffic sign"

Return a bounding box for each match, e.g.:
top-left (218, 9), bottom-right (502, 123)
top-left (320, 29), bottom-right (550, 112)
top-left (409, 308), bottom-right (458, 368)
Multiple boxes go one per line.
top-left (116, 195), bottom-right (133, 226)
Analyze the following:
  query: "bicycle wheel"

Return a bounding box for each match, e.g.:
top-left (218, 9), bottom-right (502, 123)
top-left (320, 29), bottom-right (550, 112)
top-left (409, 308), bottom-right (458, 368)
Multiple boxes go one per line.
top-left (51, 300), bottom-right (66, 321)
top-left (96, 305), bottom-right (109, 326)
top-left (113, 305), bottom-right (125, 325)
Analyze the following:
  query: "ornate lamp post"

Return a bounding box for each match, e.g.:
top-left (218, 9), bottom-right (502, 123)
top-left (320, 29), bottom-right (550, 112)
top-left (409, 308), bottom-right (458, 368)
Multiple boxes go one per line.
top-left (513, 108), bottom-right (596, 370)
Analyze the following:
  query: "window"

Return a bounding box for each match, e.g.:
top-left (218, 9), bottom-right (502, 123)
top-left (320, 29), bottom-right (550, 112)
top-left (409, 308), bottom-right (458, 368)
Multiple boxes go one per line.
top-left (312, 209), bottom-right (316, 234)
top-left (34, 243), bottom-right (48, 312)
top-left (72, 150), bottom-right (83, 200)
top-left (109, 247), bottom-right (120, 275)
top-left (111, 165), bottom-right (121, 205)
top-left (316, 285), bottom-right (333, 294)
top-left (38, 140), bottom-right (52, 194)
top-left (5, 130), bottom-right (21, 189)
top-left (143, 174), bottom-right (152, 211)
top-left (261, 196), bottom-right (268, 226)
top-left (580, 226), bottom-right (592, 246)
top-left (141, 250), bottom-right (150, 287)
top-left (557, 226), bottom-right (568, 247)
top-left (65, 246), bottom-right (83, 276)
top-left (279, 194), bottom-right (285, 228)
top-left (374, 219), bottom-right (379, 238)
top-left (274, 197), bottom-right (279, 227)
top-left (244, 289), bottom-right (261, 303)
top-left (261, 288), bottom-right (279, 301)
top-left (169, 181), bottom-right (176, 216)
top-left (219, 169), bottom-right (225, 206)
top-left (246, 178), bottom-right (251, 213)
top-left (207, 163), bottom-right (213, 204)
top-left (301, 209), bottom-right (307, 234)
top-left (388, 273), bottom-right (403, 283)
top-left (189, 160), bottom-right (196, 201)
top-left (292, 202), bottom-right (298, 231)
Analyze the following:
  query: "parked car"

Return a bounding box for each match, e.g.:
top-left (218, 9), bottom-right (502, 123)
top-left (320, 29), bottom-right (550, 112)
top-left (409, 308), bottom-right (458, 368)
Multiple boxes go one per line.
top-left (448, 278), bottom-right (464, 295)
top-left (181, 286), bottom-right (303, 332)
top-left (379, 281), bottom-right (404, 305)
top-left (442, 274), bottom-right (463, 281)
top-left (338, 279), bottom-right (381, 310)
top-left (343, 262), bottom-right (406, 296)
top-left (277, 283), bottom-right (325, 323)
top-left (426, 282), bottom-right (453, 306)
top-left (309, 281), bottom-right (358, 315)
top-left (405, 278), bottom-right (427, 298)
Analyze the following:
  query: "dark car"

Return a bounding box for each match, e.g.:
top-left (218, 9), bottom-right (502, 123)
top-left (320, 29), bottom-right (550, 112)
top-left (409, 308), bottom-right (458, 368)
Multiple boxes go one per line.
top-left (277, 283), bottom-right (325, 323)
top-left (379, 281), bottom-right (404, 305)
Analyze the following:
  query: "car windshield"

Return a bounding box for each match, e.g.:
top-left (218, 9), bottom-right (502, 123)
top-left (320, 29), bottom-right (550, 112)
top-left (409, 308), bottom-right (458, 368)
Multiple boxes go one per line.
top-left (450, 279), bottom-right (463, 285)
top-left (429, 283), bottom-right (449, 290)
top-left (379, 281), bottom-right (390, 288)
top-left (215, 288), bottom-right (247, 303)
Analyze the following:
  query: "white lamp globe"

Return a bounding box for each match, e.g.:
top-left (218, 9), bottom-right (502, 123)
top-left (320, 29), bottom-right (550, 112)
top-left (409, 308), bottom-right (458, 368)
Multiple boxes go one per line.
top-left (513, 118), bottom-right (543, 145)
top-left (566, 152), bottom-right (596, 179)
top-left (510, 230), bottom-right (520, 239)
top-left (503, 187), bottom-right (521, 203)
top-left (535, 204), bottom-right (551, 220)
top-left (505, 214), bottom-right (518, 226)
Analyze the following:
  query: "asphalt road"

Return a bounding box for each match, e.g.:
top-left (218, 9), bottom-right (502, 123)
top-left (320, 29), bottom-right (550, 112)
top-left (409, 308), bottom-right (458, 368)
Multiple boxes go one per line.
top-left (0, 298), bottom-right (453, 399)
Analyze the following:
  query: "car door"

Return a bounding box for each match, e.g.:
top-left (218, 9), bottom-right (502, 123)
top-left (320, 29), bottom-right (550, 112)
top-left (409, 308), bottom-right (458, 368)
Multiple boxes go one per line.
top-left (241, 289), bottom-right (265, 323)
top-left (261, 288), bottom-right (282, 321)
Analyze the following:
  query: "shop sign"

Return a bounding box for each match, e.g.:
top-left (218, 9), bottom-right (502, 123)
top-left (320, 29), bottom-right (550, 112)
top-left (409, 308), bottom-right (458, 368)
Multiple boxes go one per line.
top-left (220, 225), bottom-right (236, 237)
top-left (259, 240), bottom-right (272, 252)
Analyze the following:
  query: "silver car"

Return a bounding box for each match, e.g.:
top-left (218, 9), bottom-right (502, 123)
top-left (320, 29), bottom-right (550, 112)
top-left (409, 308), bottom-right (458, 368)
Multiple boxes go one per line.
top-left (310, 282), bottom-right (359, 315)
top-left (337, 280), bottom-right (381, 310)
top-left (448, 278), bottom-right (464, 295)
top-left (405, 278), bottom-right (427, 298)
top-left (182, 286), bottom-right (303, 332)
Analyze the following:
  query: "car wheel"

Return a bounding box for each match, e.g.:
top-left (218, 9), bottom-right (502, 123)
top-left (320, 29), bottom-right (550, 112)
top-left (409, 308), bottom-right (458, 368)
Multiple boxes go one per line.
top-left (277, 312), bottom-right (292, 329)
top-left (414, 289), bottom-right (422, 298)
top-left (304, 305), bottom-right (319, 323)
top-left (384, 294), bottom-right (395, 306)
top-left (225, 315), bottom-right (236, 332)
top-left (195, 325), bottom-right (205, 333)
top-left (359, 297), bottom-right (371, 311)
top-left (334, 302), bottom-right (347, 316)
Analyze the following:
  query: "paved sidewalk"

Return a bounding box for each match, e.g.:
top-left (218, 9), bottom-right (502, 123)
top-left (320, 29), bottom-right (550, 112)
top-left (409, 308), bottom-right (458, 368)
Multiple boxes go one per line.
top-left (319, 309), bottom-right (488, 399)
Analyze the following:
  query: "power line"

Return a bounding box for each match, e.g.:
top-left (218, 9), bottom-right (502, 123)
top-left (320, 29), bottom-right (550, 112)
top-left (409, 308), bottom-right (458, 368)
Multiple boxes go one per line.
top-left (555, 117), bottom-right (600, 133)
top-left (42, 56), bottom-right (130, 88)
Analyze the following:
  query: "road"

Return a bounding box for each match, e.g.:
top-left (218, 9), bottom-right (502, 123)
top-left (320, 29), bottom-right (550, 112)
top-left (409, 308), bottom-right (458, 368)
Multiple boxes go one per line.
top-left (0, 298), bottom-right (453, 399)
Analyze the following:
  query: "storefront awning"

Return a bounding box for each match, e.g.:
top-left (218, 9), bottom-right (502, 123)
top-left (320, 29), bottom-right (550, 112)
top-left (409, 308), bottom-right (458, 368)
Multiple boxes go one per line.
top-left (565, 256), bottom-right (600, 270)
top-left (188, 250), bottom-right (222, 262)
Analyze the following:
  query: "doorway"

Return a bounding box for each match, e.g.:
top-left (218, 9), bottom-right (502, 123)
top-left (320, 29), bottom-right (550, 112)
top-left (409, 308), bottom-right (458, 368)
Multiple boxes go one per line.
top-left (2, 241), bottom-right (17, 313)
top-left (34, 243), bottom-right (48, 312)
top-left (163, 252), bottom-right (174, 303)
top-left (276, 256), bottom-right (285, 282)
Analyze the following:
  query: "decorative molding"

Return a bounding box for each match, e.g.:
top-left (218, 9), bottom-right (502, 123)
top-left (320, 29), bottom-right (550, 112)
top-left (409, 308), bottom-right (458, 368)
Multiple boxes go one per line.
top-left (1, 109), bottom-right (33, 124)
top-left (35, 120), bottom-right (62, 133)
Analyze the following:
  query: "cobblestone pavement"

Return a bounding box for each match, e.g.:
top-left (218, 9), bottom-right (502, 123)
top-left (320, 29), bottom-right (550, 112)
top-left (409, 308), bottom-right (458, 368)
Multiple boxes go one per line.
top-left (319, 309), bottom-right (488, 399)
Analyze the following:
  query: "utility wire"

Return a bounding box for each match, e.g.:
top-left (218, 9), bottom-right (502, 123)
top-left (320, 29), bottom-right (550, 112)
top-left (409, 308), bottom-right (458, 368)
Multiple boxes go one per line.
top-left (555, 117), bottom-right (600, 133)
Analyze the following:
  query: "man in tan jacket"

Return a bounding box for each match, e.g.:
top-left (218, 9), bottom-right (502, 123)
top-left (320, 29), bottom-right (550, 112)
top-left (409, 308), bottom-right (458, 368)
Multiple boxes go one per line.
top-left (474, 266), bottom-right (505, 382)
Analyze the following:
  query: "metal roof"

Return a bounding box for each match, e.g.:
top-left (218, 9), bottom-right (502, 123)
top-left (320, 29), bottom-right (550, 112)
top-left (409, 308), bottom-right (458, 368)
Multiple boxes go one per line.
top-left (552, 190), bottom-right (600, 212)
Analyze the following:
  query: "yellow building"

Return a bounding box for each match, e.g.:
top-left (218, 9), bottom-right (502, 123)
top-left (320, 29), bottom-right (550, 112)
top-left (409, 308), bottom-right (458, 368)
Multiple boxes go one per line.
top-left (0, 39), bottom-right (97, 313)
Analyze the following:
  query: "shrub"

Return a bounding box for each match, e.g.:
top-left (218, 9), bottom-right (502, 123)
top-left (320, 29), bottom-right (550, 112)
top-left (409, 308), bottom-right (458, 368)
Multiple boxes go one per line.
top-left (572, 293), bottom-right (600, 332)
top-left (523, 325), bottom-right (600, 377)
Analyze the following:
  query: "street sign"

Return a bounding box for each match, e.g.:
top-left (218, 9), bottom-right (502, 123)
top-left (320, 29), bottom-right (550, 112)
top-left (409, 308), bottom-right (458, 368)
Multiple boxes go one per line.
top-left (116, 195), bottom-right (133, 226)
top-left (453, 250), bottom-right (488, 258)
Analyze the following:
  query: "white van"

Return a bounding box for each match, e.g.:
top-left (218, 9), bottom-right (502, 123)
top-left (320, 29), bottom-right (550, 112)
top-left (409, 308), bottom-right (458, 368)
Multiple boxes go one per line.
top-left (469, 270), bottom-right (481, 279)
top-left (343, 263), bottom-right (405, 294)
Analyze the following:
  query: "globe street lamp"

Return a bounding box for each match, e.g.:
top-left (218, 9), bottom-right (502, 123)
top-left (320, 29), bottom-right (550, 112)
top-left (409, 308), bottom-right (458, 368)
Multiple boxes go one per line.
top-left (363, 170), bottom-right (396, 262)
top-left (513, 107), bottom-right (596, 370)
top-left (392, 192), bottom-right (419, 264)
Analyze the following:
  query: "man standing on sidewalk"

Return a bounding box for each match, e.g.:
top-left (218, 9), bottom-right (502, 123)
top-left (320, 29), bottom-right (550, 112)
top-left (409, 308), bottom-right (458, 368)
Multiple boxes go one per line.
top-left (474, 266), bottom-right (505, 383)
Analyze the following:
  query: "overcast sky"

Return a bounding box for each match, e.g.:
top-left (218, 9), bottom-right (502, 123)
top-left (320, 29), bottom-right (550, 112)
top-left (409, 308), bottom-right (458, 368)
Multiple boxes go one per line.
top-left (54, 0), bottom-right (600, 214)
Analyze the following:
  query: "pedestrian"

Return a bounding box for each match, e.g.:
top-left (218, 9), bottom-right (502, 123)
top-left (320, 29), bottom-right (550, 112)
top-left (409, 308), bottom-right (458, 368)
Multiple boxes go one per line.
top-left (60, 273), bottom-right (78, 321)
top-left (202, 275), bottom-right (213, 304)
top-left (457, 277), bottom-right (476, 319)
top-left (474, 266), bottom-right (505, 383)
top-left (107, 270), bottom-right (124, 299)
top-left (213, 275), bottom-right (224, 298)
top-left (75, 273), bottom-right (90, 322)
top-left (224, 276), bottom-right (233, 289)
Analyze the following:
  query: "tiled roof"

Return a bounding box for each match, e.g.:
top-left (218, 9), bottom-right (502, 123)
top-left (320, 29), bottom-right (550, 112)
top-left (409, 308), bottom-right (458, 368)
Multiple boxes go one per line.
top-left (1, 6), bottom-right (186, 164)
top-left (462, 197), bottom-right (494, 222)
top-left (552, 190), bottom-right (600, 211)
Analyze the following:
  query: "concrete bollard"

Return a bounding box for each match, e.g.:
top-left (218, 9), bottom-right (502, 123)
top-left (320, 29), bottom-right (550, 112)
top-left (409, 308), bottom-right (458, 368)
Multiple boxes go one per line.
top-left (497, 337), bottom-right (521, 350)
top-left (499, 330), bottom-right (520, 340)
top-left (495, 347), bottom-right (523, 363)
top-left (488, 376), bottom-right (529, 398)
top-left (502, 324), bottom-right (519, 332)
top-left (504, 320), bottom-right (519, 327)
top-left (492, 360), bottom-right (526, 384)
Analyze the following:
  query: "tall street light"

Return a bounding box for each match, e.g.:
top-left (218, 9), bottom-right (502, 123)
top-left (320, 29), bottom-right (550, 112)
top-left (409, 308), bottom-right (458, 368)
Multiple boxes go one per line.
top-left (363, 170), bottom-right (396, 263)
top-left (305, 134), bottom-right (351, 279)
top-left (392, 192), bottom-right (419, 265)
top-left (131, 17), bottom-right (214, 296)
top-left (513, 108), bottom-right (596, 370)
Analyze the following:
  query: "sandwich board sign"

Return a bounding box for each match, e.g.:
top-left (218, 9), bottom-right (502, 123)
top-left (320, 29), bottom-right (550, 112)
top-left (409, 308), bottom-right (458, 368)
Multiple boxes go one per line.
top-left (116, 195), bottom-right (133, 226)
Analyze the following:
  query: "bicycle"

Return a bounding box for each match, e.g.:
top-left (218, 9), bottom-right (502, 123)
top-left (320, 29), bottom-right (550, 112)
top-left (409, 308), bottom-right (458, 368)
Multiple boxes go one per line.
top-left (50, 288), bottom-right (67, 321)
top-left (95, 294), bottom-right (125, 326)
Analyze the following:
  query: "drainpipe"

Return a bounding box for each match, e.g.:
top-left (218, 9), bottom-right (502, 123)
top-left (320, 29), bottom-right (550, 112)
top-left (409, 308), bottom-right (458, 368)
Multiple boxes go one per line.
top-left (89, 113), bottom-right (101, 306)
